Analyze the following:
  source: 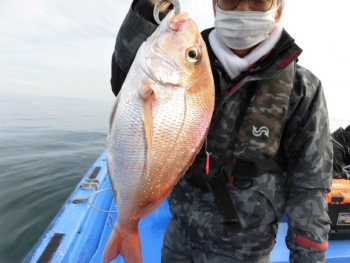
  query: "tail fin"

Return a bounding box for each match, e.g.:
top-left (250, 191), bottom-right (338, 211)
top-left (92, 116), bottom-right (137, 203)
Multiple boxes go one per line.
top-left (102, 221), bottom-right (141, 263)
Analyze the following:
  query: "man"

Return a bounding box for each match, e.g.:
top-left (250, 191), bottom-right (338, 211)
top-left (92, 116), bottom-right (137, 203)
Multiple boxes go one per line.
top-left (110, 0), bottom-right (333, 262)
top-left (331, 125), bottom-right (350, 179)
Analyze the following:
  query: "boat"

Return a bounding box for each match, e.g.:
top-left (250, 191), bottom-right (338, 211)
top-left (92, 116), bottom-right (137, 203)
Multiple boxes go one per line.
top-left (23, 150), bottom-right (350, 263)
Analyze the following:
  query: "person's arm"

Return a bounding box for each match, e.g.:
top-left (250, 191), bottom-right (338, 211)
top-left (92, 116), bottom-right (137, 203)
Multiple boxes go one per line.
top-left (331, 129), bottom-right (350, 179)
top-left (343, 133), bottom-right (350, 178)
top-left (332, 141), bottom-right (345, 179)
top-left (110, 0), bottom-right (171, 96)
top-left (283, 66), bottom-right (333, 263)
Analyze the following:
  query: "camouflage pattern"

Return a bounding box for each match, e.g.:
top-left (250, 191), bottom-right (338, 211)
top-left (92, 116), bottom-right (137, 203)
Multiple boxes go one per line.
top-left (162, 218), bottom-right (270, 263)
top-left (234, 62), bottom-right (295, 161)
top-left (112, 1), bottom-right (333, 262)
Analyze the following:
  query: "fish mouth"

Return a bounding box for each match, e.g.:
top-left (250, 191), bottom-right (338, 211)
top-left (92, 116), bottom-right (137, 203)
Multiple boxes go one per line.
top-left (167, 11), bottom-right (190, 31)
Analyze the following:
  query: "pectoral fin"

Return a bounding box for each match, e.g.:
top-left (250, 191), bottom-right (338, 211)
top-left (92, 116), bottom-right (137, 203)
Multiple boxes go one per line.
top-left (139, 81), bottom-right (155, 171)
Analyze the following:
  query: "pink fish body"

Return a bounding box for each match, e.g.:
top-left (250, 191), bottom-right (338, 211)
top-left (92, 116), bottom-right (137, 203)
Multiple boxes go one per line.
top-left (103, 10), bottom-right (214, 263)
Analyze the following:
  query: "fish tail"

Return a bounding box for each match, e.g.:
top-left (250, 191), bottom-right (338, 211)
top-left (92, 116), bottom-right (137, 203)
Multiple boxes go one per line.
top-left (102, 221), bottom-right (141, 263)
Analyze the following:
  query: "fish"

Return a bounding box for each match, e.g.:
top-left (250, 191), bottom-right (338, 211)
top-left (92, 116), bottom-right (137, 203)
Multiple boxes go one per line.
top-left (103, 10), bottom-right (215, 263)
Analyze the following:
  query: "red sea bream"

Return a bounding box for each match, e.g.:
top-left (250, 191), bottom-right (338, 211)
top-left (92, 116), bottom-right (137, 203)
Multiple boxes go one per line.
top-left (103, 10), bottom-right (215, 263)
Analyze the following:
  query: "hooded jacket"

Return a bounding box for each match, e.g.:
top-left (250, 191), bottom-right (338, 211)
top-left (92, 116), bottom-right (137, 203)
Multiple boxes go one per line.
top-left (110, 1), bottom-right (333, 262)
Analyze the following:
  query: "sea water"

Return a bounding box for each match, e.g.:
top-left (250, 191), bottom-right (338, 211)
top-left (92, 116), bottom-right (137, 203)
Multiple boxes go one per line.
top-left (0, 95), bottom-right (113, 263)
top-left (0, 94), bottom-right (348, 263)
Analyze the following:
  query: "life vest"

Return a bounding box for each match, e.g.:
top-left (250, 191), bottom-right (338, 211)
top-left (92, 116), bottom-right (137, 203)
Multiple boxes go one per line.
top-left (234, 60), bottom-right (295, 162)
top-left (187, 61), bottom-right (296, 235)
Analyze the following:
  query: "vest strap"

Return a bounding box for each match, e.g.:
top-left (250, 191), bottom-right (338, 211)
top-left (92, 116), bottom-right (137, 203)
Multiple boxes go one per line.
top-left (187, 158), bottom-right (286, 235)
top-left (202, 168), bottom-right (243, 235)
top-left (187, 61), bottom-right (295, 235)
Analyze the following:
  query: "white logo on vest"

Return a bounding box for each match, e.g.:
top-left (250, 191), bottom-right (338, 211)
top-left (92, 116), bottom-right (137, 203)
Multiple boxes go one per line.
top-left (252, 125), bottom-right (269, 137)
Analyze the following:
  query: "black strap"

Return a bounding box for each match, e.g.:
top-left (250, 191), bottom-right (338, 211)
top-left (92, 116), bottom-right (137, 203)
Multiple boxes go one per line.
top-left (204, 168), bottom-right (243, 235)
top-left (233, 158), bottom-right (285, 177)
top-left (186, 162), bottom-right (214, 189)
top-left (186, 158), bottom-right (286, 235)
top-left (232, 158), bottom-right (286, 190)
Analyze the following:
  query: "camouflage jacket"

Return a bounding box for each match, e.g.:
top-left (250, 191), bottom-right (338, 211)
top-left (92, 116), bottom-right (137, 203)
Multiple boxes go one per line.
top-left (111, 1), bottom-right (333, 262)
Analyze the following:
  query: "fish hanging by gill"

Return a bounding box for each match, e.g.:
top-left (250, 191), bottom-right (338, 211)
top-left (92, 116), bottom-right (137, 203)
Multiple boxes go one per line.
top-left (103, 10), bottom-right (215, 263)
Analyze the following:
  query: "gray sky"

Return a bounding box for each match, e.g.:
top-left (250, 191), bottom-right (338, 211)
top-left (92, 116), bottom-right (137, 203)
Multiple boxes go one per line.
top-left (0, 0), bottom-right (349, 120)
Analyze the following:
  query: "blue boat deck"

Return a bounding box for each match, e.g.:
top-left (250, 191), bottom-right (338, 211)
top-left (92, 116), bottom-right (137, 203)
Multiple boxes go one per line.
top-left (24, 150), bottom-right (350, 263)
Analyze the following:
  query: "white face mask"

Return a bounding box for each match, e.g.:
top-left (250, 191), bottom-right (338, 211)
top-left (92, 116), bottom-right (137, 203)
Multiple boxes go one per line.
top-left (214, 5), bottom-right (278, 50)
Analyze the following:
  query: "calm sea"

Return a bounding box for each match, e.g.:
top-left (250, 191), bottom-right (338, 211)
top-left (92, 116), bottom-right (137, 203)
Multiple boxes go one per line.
top-left (0, 95), bottom-right (114, 263)
top-left (0, 94), bottom-right (348, 263)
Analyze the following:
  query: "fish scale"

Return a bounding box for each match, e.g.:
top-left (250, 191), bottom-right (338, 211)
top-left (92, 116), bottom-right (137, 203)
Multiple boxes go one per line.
top-left (103, 10), bottom-right (214, 263)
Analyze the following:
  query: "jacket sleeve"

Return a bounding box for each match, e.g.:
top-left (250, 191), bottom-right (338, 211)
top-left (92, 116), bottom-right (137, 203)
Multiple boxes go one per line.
top-left (282, 65), bottom-right (333, 263)
top-left (332, 140), bottom-right (345, 179)
top-left (110, 0), bottom-right (170, 96)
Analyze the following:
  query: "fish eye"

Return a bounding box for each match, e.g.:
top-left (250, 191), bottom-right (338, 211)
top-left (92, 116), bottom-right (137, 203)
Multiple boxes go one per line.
top-left (186, 47), bottom-right (200, 63)
top-left (188, 50), bottom-right (197, 59)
